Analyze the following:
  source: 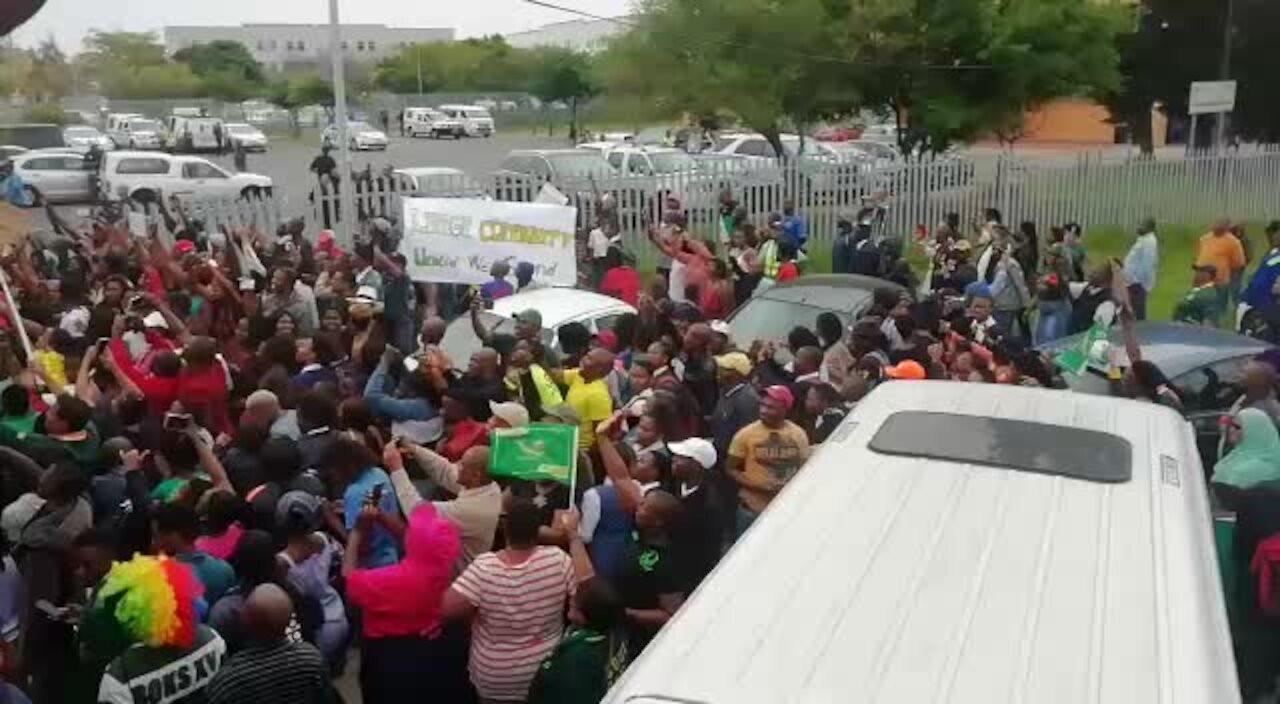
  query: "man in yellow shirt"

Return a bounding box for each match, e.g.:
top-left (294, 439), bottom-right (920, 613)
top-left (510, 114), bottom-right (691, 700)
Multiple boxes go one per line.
top-left (727, 385), bottom-right (810, 539)
top-left (1197, 218), bottom-right (1246, 312)
top-left (561, 348), bottom-right (615, 450)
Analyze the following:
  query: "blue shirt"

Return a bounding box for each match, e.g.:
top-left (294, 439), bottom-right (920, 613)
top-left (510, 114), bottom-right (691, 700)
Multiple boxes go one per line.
top-left (343, 467), bottom-right (401, 569)
top-left (479, 279), bottom-right (513, 301)
top-left (1, 173), bottom-right (29, 206)
top-left (1245, 248), bottom-right (1280, 309)
top-left (781, 214), bottom-right (807, 248)
top-left (177, 551), bottom-right (237, 606)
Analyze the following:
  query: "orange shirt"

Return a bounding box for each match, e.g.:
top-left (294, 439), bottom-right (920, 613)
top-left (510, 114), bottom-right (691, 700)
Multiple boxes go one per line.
top-left (1197, 232), bottom-right (1246, 285)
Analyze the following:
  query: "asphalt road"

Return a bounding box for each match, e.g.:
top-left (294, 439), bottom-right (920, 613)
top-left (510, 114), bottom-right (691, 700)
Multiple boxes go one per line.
top-left (201, 130), bottom-right (566, 218)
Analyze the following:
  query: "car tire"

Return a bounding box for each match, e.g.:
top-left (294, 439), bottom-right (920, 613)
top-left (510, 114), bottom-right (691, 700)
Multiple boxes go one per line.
top-left (130, 189), bottom-right (158, 205)
top-left (21, 186), bottom-right (41, 208)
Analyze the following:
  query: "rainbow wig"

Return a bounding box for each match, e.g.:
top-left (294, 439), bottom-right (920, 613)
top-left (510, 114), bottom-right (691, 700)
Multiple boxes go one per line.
top-left (97, 555), bottom-right (204, 649)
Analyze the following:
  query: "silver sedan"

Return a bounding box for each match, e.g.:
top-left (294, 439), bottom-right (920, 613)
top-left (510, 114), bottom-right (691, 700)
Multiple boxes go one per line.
top-left (12, 150), bottom-right (96, 204)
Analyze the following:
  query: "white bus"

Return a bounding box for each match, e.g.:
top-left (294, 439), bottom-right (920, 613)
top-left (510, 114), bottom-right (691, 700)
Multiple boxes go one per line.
top-left (605, 381), bottom-right (1239, 704)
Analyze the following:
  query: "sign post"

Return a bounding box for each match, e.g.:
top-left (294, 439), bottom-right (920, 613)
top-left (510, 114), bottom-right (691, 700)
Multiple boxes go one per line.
top-left (1187, 80), bottom-right (1237, 152)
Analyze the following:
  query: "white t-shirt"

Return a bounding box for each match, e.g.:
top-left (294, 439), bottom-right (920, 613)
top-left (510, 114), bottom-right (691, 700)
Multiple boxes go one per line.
top-left (588, 227), bottom-right (610, 259)
top-left (668, 257), bottom-right (689, 302)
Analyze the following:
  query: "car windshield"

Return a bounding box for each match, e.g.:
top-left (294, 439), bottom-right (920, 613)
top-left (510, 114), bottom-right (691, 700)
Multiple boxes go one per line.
top-left (348, 122), bottom-right (374, 132)
top-left (441, 312), bottom-right (555, 363)
top-left (547, 153), bottom-right (615, 178)
top-left (226, 125), bottom-right (256, 134)
top-left (649, 152), bottom-right (698, 173)
top-left (729, 296), bottom-right (855, 345)
top-left (130, 120), bottom-right (160, 132)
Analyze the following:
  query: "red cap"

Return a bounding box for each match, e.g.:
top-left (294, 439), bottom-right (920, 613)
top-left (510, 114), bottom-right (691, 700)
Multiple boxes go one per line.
top-left (764, 385), bottom-right (795, 409)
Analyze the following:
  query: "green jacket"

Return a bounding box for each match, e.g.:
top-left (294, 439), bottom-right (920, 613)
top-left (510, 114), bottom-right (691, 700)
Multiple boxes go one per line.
top-left (528, 627), bottom-right (619, 704)
top-left (1173, 284), bottom-right (1221, 325)
top-left (0, 421), bottom-right (101, 471)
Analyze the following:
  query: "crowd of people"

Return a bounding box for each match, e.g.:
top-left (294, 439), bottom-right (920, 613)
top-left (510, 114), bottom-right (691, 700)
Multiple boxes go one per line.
top-left (1, 167), bottom-right (1280, 704)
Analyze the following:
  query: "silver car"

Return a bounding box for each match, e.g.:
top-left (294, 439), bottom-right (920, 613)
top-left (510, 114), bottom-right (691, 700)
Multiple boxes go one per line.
top-left (13, 150), bottom-right (96, 204)
top-left (62, 126), bottom-right (114, 153)
top-left (224, 123), bottom-right (268, 152)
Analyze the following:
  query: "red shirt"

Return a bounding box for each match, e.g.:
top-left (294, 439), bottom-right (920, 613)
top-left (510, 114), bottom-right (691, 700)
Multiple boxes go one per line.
top-left (776, 262), bottom-right (800, 282)
top-left (178, 364), bottom-right (232, 436)
top-left (437, 418), bottom-right (489, 462)
top-left (599, 266), bottom-right (640, 306)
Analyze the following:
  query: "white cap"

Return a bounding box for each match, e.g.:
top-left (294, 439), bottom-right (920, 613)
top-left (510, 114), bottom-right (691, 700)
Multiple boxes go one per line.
top-left (668, 437), bottom-right (717, 469)
top-left (142, 311), bottom-right (168, 329)
top-left (489, 401), bottom-right (530, 428)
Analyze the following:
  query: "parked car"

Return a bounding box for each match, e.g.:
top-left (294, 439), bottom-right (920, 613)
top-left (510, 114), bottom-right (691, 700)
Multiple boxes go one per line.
top-left (61, 125), bottom-right (114, 152)
top-left (441, 287), bottom-right (635, 364)
top-left (1039, 321), bottom-right (1272, 468)
top-left (321, 122), bottom-right (388, 151)
top-left (0, 146), bottom-right (29, 162)
top-left (403, 108), bottom-right (466, 139)
top-left (98, 151), bottom-right (272, 204)
top-left (393, 167), bottom-right (489, 199)
top-left (437, 104), bottom-right (495, 137)
top-left (725, 274), bottom-right (904, 349)
top-left (492, 149), bottom-right (617, 201)
top-left (714, 132), bottom-right (870, 193)
top-left (602, 145), bottom-right (721, 213)
top-left (11, 150), bottom-right (96, 204)
top-left (223, 123), bottom-right (268, 152)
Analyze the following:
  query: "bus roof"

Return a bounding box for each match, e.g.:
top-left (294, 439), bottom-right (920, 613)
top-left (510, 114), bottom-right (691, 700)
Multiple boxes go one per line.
top-left (605, 381), bottom-right (1237, 704)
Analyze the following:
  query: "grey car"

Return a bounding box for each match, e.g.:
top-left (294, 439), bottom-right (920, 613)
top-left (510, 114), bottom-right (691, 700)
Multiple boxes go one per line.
top-left (1040, 321), bottom-right (1273, 467)
top-left (12, 150), bottom-right (96, 204)
top-left (725, 274), bottom-right (905, 348)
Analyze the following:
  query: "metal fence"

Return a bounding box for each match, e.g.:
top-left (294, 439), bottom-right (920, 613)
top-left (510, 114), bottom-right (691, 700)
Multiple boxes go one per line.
top-left (210, 146), bottom-right (1280, 270)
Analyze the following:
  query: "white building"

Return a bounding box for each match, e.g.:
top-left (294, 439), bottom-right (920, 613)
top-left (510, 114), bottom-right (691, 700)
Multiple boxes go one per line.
top-left (503, 18), bottom-right (627, 53)
top-left (164, 24), bottom-right (454, 70)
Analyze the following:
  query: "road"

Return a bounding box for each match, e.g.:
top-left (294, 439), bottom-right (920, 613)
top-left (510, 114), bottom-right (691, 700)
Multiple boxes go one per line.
top-left (201, 130), bottom-right (565, 217)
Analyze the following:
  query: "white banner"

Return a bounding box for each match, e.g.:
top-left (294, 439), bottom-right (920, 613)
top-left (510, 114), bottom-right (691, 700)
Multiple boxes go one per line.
top-left (400, 197), bottom-right (577, 287)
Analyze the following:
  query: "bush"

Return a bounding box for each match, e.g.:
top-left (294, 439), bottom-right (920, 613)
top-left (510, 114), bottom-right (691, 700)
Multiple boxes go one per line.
top-left (24, 103), bottom-right (66, 125)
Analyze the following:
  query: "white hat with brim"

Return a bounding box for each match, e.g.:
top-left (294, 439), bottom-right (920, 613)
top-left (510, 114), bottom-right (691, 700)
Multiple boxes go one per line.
top-left (668, 437), bottom-right (718, 469)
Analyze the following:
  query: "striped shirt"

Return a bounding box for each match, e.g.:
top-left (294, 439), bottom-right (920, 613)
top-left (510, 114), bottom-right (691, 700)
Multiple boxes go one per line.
top-left (451, 547), bottom-right (575, 701)
top-left (205, 640), bottom-right (325, 704)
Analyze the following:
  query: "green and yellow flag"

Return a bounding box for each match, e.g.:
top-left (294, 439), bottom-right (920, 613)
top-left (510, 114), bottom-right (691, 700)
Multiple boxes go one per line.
top-left (1053, 321), bottom-right (1109, 377)
top-left (488, 423), bottom-right (579, 485)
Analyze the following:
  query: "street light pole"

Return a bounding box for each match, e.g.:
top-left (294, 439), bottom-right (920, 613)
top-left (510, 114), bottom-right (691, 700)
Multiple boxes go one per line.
top-left (327, 0), bottom-right (355, 249)
top-left (1215, 0), bottom-right (1235, 150)
top-left (416, 44), bottom-right (424, 98)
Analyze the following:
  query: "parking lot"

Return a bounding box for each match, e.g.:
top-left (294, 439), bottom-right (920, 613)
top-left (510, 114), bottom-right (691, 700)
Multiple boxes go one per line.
top-left (199, 129), bottom-right (566, 216)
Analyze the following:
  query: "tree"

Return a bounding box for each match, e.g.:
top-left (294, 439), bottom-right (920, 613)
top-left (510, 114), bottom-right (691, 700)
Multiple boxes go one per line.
top-left (105, 64), bottom-right (203, 99)
top-left (173, 40), bottom-right (263, 84)
top-left (287, 75), bottom-right (334, 108)
top-left (81, 30), bottom-right (166, 68)
top-left (601, 0), bottom-right (853, 159)
top-left (528, 48), bottom-right (599, 140)
top-left (24, 37), bottom-right (72, 101)
top-left (848, 0), bottom-right (1128, 154)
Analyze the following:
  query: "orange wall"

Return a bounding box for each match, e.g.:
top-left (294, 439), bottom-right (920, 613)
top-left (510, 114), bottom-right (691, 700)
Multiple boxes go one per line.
top-left (1020, 98), bottom-right (1115, 144)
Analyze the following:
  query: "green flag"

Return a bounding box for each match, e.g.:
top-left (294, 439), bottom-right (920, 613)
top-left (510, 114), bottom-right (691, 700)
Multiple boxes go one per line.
top-left (1053, 321), bottom-right (1109, 377)
top-left (488, 423), bottom-right (579, 485)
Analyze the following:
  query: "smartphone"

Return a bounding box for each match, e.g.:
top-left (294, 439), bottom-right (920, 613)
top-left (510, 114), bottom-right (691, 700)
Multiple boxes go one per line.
top-left (163, 412), bottom-right (193, 431)
top-left (95, 337), bottom-right (110, 354)
top-left (367, 484), bottom-right (384, 506)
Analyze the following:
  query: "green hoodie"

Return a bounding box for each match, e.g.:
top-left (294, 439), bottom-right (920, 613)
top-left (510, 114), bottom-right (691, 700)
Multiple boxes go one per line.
top-left (1213, 408), bottom-right (1280, 489)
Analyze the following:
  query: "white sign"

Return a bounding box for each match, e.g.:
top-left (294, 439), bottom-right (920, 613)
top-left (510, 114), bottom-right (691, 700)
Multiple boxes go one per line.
top-left (400, 197), bottom-right (577, 287)
top-left (1189, 80), bottom-right (1237, 115)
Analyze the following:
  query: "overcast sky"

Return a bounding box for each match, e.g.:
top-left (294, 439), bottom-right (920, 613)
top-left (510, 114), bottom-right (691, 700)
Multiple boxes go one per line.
top-left (8, 0), bottom-right (633, 52)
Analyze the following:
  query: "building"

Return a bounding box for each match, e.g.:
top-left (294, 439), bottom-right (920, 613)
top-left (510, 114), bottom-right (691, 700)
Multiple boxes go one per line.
top-left (164, 24), bottom-right (454, 71)
top-left (503, 18), bottom-right (627, 53)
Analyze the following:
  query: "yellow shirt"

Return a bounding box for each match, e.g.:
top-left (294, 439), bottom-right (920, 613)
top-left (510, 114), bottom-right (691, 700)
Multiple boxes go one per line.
top-left (563, 369), bottom-right (613, 449)
top-left (1198, 232), bottom-right (1246, 285)
top-left (32, 350), bottom-right (67, 389)
top-left (728, 419), bottom-right (810, 513)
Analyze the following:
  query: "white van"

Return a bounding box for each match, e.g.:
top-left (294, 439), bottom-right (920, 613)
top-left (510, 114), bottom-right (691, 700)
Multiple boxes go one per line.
top-left (104, 113), bottom-right (143, 148)
top-left (402, 107), bottom-right (465, 139)
top-left (438, 104), bottom-right (495, 137)
top-left (165, 116), bottom-right (225, 153)
top-left (605, 381), bottom-right (1239, 704)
